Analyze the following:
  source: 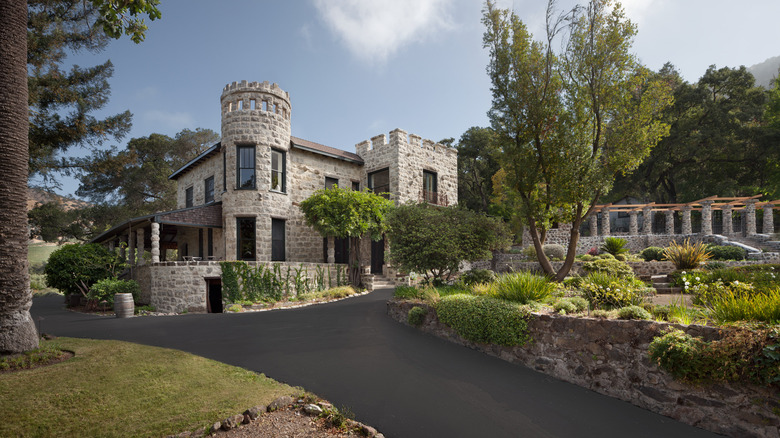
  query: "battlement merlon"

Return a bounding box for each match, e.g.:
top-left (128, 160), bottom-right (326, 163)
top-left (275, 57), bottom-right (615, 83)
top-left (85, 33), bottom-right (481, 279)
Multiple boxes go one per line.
top-left (221, 80), bottom-right (290, 102)
top-left (354, 128), bottom-right (458, 157)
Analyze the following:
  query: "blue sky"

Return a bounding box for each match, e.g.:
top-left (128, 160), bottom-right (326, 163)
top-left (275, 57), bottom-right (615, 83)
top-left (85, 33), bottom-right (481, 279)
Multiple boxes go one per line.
top-left (47, 0), bottom-right (780, 197)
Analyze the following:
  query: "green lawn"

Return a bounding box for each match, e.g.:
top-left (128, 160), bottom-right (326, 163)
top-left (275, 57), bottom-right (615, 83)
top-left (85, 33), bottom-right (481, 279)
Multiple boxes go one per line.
top-left (0, 338), bottom-right (296, 437)
top-left (28, 243), bottom-right (58, 267)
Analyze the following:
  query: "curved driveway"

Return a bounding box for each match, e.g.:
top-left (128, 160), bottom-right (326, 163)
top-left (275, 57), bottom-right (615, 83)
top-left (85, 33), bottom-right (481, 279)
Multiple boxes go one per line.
top-left (31, 290), bottom-right (720, 438)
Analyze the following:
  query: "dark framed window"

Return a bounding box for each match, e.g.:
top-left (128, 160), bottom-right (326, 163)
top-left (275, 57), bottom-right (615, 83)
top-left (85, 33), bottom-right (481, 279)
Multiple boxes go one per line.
top-left (185, 186), bottom-right (194, 208)
top-left (271, 149), bottom-right (285, 192)
top-left (423, 170), bottom-right (437, 204)
top-left (204, 176), bottom-right (215, 203)
top-left (351, 181), bottom-right (360, 191)
top-left (207, 228), bottom-right (213, 257)
top-left (325, 177), bottom-right (338, 189)
top-left (271, 219), bottom-right (285, 261)
top-left (237, 145), bottom-right (256, 189)
top-left (198, 228), bottom-right (204, 259)
top-left (237, 217), bottom-right (256, 261)
top-left (368, 168), bottom-right (390, 198)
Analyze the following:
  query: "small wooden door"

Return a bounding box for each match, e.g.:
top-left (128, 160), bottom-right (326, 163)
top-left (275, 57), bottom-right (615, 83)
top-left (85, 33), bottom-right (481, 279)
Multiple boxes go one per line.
top-left (371, 236), bottom-right (385, 274)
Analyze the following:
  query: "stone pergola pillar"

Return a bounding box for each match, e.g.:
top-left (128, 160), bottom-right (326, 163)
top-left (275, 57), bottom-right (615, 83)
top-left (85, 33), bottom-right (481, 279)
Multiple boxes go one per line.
top-left (681, 205), bottom-right (692, 235)
top-left (136, 227), bottom-right (145, 266)
top-left (642, 206), bottom-right (653, 235)
top-left (665, 210), bottom-right (675, 235)
top-left (128, 230), bottom-right (136, 266)
top-left (764, 204), bottom-right (775, 235)
top-left (600, 206), bottom-right (610, 236)
top-left (628, 210), bottom-right (639, 235)
top-left (589, 214), bottom-right (598, 237)
top-left (151, 222), bottom-right (160, 263)
top-left (722, 205), bottom-right (733, 236)
top-left (701, 201), bottom-right (713, 235)
top-left (745, 200), bottom-right (757, 236)
top-left (327, 236), bottom-right (335, 263)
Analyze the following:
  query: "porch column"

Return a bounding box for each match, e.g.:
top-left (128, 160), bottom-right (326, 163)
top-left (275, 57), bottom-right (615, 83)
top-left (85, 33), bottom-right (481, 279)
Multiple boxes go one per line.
top-left (764, 204), bottom-right (775, 235)
top-left (151, 222), bottom-right (160, 264)
top-left (628, 210), bottom-right (638, 235)
top-left (745, 200), bottom-right (757, 236)
top-left (128, 230), bottom-right (136, 266)
top-left (589, 214), bottom-right (598, 237)
top-left (701, 201), bottom-right (713, 235)
top-left (119, 235), bottom-right (127, 262)
top-left (108, 240), bottom-right (115, 252)
top-left (327, 236), bottom-right (335, 263)
top-left (722, 205), bottom-right (733, 236)
top-left (136, 227), bottom-right (145, 266)
top-left (600, 206), bottom-right (610, 236)
top-left (681, 205), bottom-right (692, 235)
top-left (665, 210), bottom-right (675, 235)
top-left (642, 206), bottom-right (653, 235)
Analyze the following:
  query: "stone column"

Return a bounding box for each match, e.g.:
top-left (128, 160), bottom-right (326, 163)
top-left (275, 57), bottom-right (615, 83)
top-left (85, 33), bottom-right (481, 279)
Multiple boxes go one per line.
top-left (151, 222), bottom-right (160, 264)
top-left (722, 205), bottom-right (733, 236)
top-left (108, 240), bottom-right (115, 252)
top-left (327, 236), bottom-right (335, 263)
top-left (128, 230), bottom-right (136, 266)
top-left (600, 206), bottom-right (610, 236)
top-left (665, 210), bottom-right (675, 235)
top-left (136, 227), bottom-right (145, 266)
top-left (629, 211), bottom-right (638, 235)
top-left (642, 206), bottom-right (653, 235)
top-left (701, 201), bottom-right (713, 235)
top-left (745, 200), bottom-right (757, 236)
top-left (589, 214), bottom-right (598, 237)
top-left (119, 236), bottom-right (127, 262)
top-left (681, 205), bottom-right (692, 235)
top-left (764, 204), bottom-right (775, 235)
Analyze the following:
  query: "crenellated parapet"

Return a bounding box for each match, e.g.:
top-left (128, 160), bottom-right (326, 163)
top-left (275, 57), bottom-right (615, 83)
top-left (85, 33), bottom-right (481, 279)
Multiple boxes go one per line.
top-left (355, 128), bottom-right (457, 159)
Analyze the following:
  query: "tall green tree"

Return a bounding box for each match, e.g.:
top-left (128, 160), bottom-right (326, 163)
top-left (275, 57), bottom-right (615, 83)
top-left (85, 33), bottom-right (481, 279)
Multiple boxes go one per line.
top-left (300, 187), bottom-right (395, 287)
top-left (483, 0), bottom-right (672, 280)
top-left (76, 128), bottom-right (219, 216)
top-left (0, 0), bottom-right (159, 354)
top-left (456, 127), bottom-right (501, 214)
top-left (610, 64), bottom-right (772, 202)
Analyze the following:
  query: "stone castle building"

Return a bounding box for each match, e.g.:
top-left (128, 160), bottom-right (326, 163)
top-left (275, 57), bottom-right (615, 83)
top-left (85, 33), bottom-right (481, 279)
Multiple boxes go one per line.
top-left (93, 80), bottom-right (458, 312)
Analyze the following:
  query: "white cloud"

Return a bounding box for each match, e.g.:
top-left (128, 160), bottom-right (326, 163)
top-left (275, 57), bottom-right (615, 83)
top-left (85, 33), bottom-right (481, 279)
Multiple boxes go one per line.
top-left (141, 110), bottom-right (195, 132)
top-left (619, 0), bottom-right (664, 26)
top-left (312, 0), bottom-right (454, 64)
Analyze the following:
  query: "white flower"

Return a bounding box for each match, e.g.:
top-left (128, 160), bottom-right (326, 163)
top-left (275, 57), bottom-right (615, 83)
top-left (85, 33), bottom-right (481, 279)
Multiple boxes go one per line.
top-left (695, 277), bottom-right (700, 281)
top-left (681, 271), bottom-right (687, 275)
top-left (734, 280), bottom-right (739, 285)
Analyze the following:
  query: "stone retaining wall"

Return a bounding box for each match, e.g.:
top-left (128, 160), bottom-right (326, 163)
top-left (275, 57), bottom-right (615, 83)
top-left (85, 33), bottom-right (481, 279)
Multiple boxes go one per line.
top-left (387, 300), bottom-right (780, 438)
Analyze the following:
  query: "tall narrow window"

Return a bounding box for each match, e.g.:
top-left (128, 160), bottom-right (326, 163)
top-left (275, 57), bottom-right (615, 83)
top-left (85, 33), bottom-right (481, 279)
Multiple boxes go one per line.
top-left (325, 177), bottom-right (338, 189)
top-left (237, 145), bottom-right (255, 189)
top-left (207, 228), bottom-right (213, 258)
top-left (423, 170), bottom-right (438, 204)
top-left (185, 186), bottom-right (194, 208)
top-left (271, 149), bottom-right (285, 192)
top-left (237, 217), bottom-right (256, 261)
top-left (204, 176), bottom-right (215, 203)
top-left (351, 181), bottom-right (360, 191)
top-left (198, 229), bottom-right (204, 259)
top-left (368, 168), bottom-right (390, 199)
top-left (271, 219), bottom-right (285, 261)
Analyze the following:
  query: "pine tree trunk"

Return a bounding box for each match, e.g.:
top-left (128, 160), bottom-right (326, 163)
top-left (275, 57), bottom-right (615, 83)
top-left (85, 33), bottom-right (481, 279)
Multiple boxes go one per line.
top-left (0, 0), bottom-right (39, 353)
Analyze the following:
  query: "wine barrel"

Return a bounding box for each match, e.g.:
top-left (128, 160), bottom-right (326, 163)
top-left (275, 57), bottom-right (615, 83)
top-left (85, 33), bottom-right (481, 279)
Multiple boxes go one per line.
top-left (114, 293), bottom-right (134, 318)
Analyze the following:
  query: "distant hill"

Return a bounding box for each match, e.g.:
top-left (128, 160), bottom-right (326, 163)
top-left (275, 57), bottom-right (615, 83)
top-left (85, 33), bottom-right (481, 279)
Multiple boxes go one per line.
top-left (748, 55), bottom-right (780, 89)
top-left (27, 187), bottom-right (89, 212)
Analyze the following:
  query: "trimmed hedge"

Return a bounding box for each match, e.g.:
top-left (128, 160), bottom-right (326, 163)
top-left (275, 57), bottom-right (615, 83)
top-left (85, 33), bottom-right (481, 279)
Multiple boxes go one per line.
top-left (435, 294), bottom-right (531, 346)
top-left (707, 245), bottom-right (746, 261)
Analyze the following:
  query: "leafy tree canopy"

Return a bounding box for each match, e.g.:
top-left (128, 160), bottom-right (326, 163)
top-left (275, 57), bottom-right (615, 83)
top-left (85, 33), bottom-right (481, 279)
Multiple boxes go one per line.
top-left (455, 126), bottom-right (502, 215)
top-left (386, 204), bottom-right (512, 283)
top-left (483, 0), bottom-right (673, 280)
top-left (44, 243), bottom-right (124, 297)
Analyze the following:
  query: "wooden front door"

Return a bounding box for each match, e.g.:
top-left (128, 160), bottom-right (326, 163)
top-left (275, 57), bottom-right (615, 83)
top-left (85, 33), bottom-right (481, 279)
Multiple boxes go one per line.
top-left (371, 236), bottom-right (385, 274)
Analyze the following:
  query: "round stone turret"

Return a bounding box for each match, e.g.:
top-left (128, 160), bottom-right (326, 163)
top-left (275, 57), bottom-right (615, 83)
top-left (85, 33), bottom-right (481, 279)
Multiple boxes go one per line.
top-left (220, 80), bottom-right (291, 150)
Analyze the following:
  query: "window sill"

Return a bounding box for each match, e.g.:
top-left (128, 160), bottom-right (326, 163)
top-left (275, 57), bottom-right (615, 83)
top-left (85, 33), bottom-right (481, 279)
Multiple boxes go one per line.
top-left (269, 189), bottom-right (287, 195)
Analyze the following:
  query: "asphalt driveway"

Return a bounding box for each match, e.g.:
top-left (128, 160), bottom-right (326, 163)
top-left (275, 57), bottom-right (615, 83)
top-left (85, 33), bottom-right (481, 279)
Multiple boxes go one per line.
top-left (31, 290), bottom-right (720, 438)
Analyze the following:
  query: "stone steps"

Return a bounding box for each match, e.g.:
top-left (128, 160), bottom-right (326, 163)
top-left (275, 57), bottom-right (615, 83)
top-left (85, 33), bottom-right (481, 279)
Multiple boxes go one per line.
top-left (649, 275), bottom-right (684, 295)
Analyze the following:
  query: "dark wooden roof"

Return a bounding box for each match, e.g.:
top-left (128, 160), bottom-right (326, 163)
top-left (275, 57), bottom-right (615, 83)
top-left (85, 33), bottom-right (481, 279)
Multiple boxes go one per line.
top-left (290, 136), bottom-right (364, 164)
top-left (169, 142), bottom-right (222, 180)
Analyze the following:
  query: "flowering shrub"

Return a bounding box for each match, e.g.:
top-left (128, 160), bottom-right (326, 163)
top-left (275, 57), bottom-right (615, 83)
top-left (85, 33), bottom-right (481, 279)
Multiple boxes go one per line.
top-left (580, 272), bottom-right (649, 309)
top-left (587, 247), bottom-right (599, 256)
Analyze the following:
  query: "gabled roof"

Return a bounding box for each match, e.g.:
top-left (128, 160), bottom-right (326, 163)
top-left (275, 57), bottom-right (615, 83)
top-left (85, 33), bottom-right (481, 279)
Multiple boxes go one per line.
top-left (169, 142), bottom-right (222, 180)
top-left (290, 136), bottom-right (364, 164)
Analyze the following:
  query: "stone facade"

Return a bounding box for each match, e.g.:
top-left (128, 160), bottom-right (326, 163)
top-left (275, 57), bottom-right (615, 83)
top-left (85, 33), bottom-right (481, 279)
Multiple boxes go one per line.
top-left (388, 300), bottom-right (780, 438)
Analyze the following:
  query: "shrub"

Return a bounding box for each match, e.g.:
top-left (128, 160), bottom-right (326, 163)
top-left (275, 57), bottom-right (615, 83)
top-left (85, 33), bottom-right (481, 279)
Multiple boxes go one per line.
top-left (581, 258), bottom-right (634, 279)
top-left (580, 272), bottom-right (648, 309)
top-left (553, 297), bottom-right (589, 314)
top-left (45, 243), bottom-right (124, 297)
top-left (226, 304), bottom-right (244, 313)
top-left (435, 294), bottom-right (531, 346)
top-left (640, 246), bottom-right (665, 262)
top-left (707, 245), bottom-right (746, 261)
top-left (562, 275), bottom-right (583, 289)
top-left (568, 296), bottom-right (589, 312)
top-left (600, 237), bottom-right (629, 256)
top-left (662, 239), bottom-right (711, 270)
top-left (708, 287), bottom-right (780, 324)
top-left (578, 254), bottom-right (596, 262)
top-left (703, 261), bottom-right (727, 271)
top-left (522, 245), bottom-right (537, 260)
top-left (614, 254), bottom-right (626, 262)
top-left (591, 309), bottom-right (617, 318)
top-left (393, 285), bottom-right (440, 303)
top-left (617, 305), bottom-right (651, 320)
top-left (542, 244), bottom-right (566, 261)
top-left (459, 269), bottom-right (495, 286)
top-left (489, 271), bottom-right (555, 304)
top-left (88, 278), bottom-right (140, 305)
top-left (407, 306), bottom-right (428, 326)
top-left (587, 247), bottom-right (599, 256)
